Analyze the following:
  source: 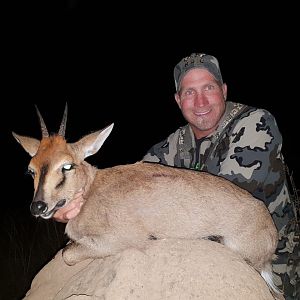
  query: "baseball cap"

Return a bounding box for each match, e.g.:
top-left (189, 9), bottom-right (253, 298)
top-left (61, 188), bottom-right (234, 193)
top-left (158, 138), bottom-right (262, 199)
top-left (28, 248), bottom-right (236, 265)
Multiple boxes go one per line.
top-left (174, 53), bottom-right (223, 91)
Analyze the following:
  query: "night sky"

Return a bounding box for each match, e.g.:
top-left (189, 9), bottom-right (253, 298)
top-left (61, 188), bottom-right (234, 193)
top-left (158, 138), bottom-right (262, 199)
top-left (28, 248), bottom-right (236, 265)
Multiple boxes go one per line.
top-left (1, 2), bottom-right (299, 299)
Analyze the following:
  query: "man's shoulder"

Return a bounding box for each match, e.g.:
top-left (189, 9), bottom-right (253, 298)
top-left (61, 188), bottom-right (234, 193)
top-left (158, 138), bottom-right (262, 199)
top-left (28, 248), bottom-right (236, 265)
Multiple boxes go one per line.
top-left (143, 125), bottom-right (188, 161)
top-left (150, 125), bottom-right (190, 147)
top-left (228, 101), bottom-right (276, 123)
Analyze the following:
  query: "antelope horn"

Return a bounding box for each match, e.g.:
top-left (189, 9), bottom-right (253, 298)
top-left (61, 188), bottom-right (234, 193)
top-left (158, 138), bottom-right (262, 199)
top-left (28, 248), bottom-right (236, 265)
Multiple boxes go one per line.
top-left (35, 105), bottom-right (49, 138)
top-left (58, 103), bottom-right (68, 137)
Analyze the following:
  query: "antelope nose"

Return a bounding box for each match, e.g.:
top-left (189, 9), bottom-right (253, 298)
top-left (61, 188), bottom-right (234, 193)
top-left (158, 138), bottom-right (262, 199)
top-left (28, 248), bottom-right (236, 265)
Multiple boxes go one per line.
top-left (30, 201), bottom-right (48, 216)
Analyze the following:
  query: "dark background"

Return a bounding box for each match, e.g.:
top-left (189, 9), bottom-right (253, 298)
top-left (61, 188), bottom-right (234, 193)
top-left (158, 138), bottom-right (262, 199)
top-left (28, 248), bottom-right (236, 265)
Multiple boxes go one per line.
top-left (1, 2), bottom-right (299, 299)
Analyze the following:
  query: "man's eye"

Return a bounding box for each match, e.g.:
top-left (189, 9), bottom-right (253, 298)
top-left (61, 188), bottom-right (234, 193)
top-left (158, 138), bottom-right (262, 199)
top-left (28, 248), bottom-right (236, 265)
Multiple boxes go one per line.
top-left (205, 84), bottom-right (214, 90)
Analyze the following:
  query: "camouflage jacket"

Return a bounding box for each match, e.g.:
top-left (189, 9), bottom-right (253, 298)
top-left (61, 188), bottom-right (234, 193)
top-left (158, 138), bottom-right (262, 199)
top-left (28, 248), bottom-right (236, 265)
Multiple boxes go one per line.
top-left (143, 101), bottom-right (299, 298)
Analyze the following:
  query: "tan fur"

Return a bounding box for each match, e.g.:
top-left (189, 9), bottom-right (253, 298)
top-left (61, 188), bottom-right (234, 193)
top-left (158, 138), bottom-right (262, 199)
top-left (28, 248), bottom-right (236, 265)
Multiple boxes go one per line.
top-left (13, 123), bottom-right (282, 299)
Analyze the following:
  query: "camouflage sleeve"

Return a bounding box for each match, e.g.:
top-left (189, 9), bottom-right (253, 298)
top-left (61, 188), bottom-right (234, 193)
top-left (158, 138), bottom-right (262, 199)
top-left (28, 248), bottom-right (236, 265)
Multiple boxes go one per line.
top-left (142, 130), bottom-right (180, 166)
top-left (142, 139), bottom-right (168, 163)
top-left (218, 108), bottom-right (285, 207)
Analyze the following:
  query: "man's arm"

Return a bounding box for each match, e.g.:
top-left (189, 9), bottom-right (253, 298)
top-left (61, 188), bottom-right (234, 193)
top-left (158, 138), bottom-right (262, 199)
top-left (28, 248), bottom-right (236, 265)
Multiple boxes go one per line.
top-left (217, 109), bottom-right (285, 206)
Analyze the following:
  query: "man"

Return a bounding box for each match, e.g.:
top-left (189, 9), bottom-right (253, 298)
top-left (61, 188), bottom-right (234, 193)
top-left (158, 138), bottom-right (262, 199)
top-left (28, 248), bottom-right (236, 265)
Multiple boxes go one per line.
top-left (143, 53), bottom-right (298, 299)
top-left (55, 53), bottom-right (299, 299)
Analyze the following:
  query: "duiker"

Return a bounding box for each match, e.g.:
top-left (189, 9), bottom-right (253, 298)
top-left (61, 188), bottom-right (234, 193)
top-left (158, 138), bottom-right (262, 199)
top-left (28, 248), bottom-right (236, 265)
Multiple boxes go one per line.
top-left (13, 105), bottom-right (281, 299)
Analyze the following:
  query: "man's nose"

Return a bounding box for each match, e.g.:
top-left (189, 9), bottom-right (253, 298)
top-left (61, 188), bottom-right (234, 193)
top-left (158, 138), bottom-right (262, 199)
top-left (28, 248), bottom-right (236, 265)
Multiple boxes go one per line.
top-left (194, 91), bottom-right (209, 107)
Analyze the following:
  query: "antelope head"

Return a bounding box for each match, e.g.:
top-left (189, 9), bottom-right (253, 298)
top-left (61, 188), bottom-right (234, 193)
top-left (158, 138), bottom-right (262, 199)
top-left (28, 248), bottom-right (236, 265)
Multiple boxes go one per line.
top-left (12, 104), bottom-right (114, 219)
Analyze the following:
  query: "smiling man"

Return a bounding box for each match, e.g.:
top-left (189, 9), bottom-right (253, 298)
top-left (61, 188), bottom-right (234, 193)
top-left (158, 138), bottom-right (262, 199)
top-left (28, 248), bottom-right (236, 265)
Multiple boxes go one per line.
top-left (143, 52), bottom-right (299, 299)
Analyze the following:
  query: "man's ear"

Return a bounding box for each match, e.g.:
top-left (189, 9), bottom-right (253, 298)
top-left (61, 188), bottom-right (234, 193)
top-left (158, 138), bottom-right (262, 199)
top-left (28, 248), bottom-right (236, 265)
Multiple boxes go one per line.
top-left (174, 93), bottom-right (182, 109)
top-left (222, 83), bottom-right (227, 100)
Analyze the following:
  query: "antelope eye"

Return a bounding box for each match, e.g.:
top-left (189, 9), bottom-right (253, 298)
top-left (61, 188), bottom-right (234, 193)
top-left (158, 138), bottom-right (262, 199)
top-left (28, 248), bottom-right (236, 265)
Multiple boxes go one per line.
top-left (62, 163), bottom-right (73, 171)
top-left (26, 168), bottom-right (35, 178)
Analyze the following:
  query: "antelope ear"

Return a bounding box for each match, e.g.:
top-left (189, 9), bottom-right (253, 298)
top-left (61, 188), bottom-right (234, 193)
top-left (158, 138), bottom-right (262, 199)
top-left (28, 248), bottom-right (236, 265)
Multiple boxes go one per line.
top-left (12, 132), bottom-right (40, 157)
top-left (73, 123), bottom-right (114, 159)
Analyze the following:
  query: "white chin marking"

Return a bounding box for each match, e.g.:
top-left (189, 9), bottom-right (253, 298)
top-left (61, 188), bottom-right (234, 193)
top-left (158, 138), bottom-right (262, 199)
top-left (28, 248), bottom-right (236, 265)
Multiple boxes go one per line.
top-left (41, 209), bottom-right (56, 219)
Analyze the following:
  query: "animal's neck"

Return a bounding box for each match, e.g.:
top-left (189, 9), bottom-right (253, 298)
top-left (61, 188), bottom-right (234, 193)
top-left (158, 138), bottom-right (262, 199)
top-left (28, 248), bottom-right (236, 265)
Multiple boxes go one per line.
top-left (80, 161), bottom-right (98, 200)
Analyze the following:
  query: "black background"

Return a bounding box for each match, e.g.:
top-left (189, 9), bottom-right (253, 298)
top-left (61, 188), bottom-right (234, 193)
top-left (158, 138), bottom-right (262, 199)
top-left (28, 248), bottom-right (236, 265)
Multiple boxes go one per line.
top-left (1, 2), bottom-right (299, 299)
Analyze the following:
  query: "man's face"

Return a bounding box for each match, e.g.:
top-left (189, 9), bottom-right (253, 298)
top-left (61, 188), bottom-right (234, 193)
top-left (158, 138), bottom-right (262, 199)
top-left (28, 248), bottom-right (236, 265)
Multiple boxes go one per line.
top-left (175, 68), bottom-right (227, 139)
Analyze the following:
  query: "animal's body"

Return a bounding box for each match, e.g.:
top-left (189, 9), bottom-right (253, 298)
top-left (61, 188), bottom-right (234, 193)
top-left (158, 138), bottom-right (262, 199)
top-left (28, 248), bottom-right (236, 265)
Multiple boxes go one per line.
top-left (13, 105), bottom-right (282, 299)
top-left (65, 160), bottom-right (277, 274)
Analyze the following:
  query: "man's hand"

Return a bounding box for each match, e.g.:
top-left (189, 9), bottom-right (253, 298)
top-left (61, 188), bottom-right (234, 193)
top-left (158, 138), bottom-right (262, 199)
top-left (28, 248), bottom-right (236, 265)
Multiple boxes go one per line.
top-left (53, 189), bottom-right (84, 223)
